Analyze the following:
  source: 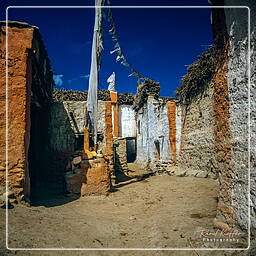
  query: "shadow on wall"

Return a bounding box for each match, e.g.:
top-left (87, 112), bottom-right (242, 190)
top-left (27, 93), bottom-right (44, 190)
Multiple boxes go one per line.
top-left (28, 101), bottom-right (78, 207)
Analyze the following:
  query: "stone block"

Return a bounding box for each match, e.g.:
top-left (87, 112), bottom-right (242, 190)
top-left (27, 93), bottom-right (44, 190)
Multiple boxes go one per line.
top-left (174, 168), bottom-right (187, 177)
top-left (65, 171), bottom-right (84, 194)
top-left (186, 169), bottom-right (199, 177)
top-left (196, 170), bottom-right (208, 178)
top-left (73, 156), bottom-right (82, 165)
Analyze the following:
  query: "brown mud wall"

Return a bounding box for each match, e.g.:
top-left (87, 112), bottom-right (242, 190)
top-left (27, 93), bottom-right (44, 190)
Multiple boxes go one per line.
top-left (0, 22), bottom-right (54, 202)
top-left (167, 101), bottom-right (177, 164)
top-left (212, 6), bottom-right (236, 227)
top-left (0, 25), bottom-right (34, 201)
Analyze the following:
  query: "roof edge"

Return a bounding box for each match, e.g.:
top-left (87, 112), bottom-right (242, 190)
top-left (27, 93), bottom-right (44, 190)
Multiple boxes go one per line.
top-left (0, 20), bottom-right (38, 29)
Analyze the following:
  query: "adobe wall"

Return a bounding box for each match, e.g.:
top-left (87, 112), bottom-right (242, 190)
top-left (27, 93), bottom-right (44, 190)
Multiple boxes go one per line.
top-left (0, 22), bottom-right (53, 201)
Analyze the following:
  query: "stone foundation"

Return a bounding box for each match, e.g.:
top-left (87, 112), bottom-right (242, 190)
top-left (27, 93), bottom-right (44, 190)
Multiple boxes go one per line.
top-left (114, 138), bottom-right (128, 173)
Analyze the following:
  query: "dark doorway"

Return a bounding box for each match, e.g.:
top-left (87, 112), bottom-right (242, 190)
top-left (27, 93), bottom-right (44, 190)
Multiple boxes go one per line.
top-left (28, 104), bottom-right (51, 202)
top-left (75, 134), bottom-right (84, 150)
top-left (154, 140), bottom-right (160, 160)
top-left (126, 137), bottom-right (136, 163)
top-left (28, 103), bottom-right (66, 204)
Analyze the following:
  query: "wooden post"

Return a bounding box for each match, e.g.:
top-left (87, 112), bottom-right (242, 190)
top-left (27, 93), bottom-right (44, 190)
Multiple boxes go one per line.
top-left (83, 126), bottom-right (90, 153)
top-left (110, 91), bottom-right (119, 138)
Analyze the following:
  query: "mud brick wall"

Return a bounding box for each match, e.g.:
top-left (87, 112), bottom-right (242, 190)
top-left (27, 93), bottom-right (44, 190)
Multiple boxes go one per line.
top-left (0, 23), bottom-right (32, 200)
top-left (167, 101), bottom-right (177, 165)
top-left (0, 22), bottom-right (53, 201)
top-left (178, 83), bottom-right (217, 178)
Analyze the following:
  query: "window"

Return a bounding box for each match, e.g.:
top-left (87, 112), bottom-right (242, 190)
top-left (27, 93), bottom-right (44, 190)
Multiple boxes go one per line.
top-left (138, 120), bottom-right (141, 135)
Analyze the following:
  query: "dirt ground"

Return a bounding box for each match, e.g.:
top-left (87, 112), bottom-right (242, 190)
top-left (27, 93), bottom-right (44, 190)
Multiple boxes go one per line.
top-left (0, 174), bottom-right (252, 256)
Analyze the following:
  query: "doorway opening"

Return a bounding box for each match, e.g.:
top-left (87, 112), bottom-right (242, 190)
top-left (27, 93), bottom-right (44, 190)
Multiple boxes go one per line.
top-left (28, 104), bottom-right (66, 204)
top-left (126, 137), bottom-right (136, 163)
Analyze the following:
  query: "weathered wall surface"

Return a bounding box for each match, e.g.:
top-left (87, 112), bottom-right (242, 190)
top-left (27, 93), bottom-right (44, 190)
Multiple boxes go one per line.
top-left (167, 101), bottom-right (177, 165)
top-left (0, 24), bottom-right (33, 201)
top-left (118, 105), bottom-right (136, 138)
top-left (102, 101), bottom-right (114, 171)
top-left (178, 83), bottom-right (217, 178)
top-left (0, 22), bottom-right (53, 201)
top-left (224, 6), bottom-right (250, 232)
top-left (223, 1), bottom-right (255, 233)
top-left (211, 0), bottom-right (255, 235)
top-left (49, 100), bottom-right (106, 153)
top-left (49, 102), bottom-right (76, 153)
top-left (114, 138), bottom-right (128, 173)
top-left (136, 96), bottom-right (173, 170)
top-left (249, 14), bottom-right (256, 237)
top-left (64, 100), bottom-right (113, 196)
top-left (175, 104), bottom-right (182, 157)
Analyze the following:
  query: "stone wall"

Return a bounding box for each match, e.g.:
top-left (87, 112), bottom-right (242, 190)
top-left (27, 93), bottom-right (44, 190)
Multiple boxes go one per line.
top-left (224, 5), bottom-right (250, 233)
top-left (178, 83), bottom-right (217, 178)
top-left (64, 100), bottom-right (114, 197)
top-left (49, 100), bottom-right (106, 154)
top-left (114, 138), bottom-right (128, 173)
top-left (207, 0), bottom-right (255, 236)
top-left (214, 1), bottom-right (255, 234)
top-left (249, 11), bottom-right (256, 237)
top-left (0, 21), bottom-right (53, 202)
top-left (49, 102), bottom-right (76, 153)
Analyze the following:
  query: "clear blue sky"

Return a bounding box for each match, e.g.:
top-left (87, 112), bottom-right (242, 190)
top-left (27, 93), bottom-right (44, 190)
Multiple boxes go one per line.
top-left (1, 0), bottom-right (213, 96)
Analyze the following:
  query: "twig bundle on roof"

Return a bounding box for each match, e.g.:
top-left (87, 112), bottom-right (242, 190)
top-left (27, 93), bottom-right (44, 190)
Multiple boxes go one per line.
top-left (53, 89), bottom-right (110, 102)
top-left (176, 47), bottom-right (216, 103)
top-left (133, 78), bottom-right (160, 111)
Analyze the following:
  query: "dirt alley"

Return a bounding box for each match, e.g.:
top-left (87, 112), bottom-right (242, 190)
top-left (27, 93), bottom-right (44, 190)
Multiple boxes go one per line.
top-left (0, 175), bottom-right (251, 256)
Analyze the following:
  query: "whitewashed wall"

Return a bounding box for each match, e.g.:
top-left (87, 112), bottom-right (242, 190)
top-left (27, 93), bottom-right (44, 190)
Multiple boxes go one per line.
top-left (118, 105), bottom-right (136, 138)
top-left (176, 104), bottom-right (182, 157)
top-left (136, 97), bottom-right (172, 168)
